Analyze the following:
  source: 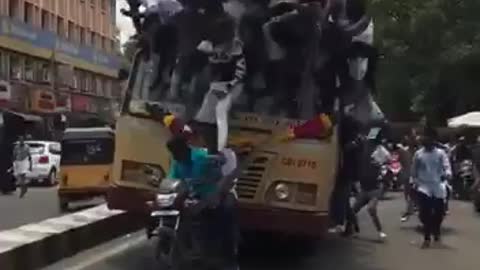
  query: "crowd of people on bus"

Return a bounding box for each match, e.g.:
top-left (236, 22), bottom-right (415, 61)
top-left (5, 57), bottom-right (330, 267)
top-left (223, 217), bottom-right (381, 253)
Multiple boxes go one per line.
top-left (122, 0), bottom-right (381, 125)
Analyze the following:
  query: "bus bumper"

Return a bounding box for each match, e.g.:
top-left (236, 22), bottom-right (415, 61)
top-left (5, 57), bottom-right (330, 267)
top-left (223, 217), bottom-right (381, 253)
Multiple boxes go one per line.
top-left (58, 187), bottom-right (108, 201)
top-left (238, 204), bottom-right (329, 237)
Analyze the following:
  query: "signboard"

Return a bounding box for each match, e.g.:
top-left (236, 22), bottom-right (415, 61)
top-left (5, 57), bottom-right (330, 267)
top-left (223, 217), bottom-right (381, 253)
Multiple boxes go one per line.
top-left (72, 94), bottom-right (89, 112)
top-left (30, 89), bottom-right (56, 113)
top-left (72, 94), bottom-right (98, 113)
top-left (0, 16), bottom-right (120, 72)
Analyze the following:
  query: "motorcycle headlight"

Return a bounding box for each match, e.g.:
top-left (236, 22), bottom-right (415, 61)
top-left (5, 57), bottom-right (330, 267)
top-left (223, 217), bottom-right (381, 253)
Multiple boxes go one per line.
top-left (155, 194), bottom-right (177, 207)
top-left (274, 183), bottom-right (291, 201)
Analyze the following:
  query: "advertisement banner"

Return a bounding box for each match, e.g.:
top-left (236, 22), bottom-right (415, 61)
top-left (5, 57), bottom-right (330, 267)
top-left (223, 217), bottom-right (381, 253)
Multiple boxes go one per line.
top-left (71, 94), bottom-right (89, 112)
top-left (0, 16), bottom-right (121, 73)
top-left (72, 94), bottom-right (98, 113)
top-left (30, 89), bottom-right (56, 113)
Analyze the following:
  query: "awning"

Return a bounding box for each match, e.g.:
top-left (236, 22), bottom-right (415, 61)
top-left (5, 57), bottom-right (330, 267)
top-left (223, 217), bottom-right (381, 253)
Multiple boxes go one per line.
top-left (448, 112), bottom-right (480, 128)
top-left (0, 109), bottom-right (43, 122)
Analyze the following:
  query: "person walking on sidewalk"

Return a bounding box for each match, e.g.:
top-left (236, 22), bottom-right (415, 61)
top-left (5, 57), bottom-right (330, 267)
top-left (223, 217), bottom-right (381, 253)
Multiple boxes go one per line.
top-left (411, 127), bottom-right (452, 248)
top-left (13, 136), bottom-right (32, 198)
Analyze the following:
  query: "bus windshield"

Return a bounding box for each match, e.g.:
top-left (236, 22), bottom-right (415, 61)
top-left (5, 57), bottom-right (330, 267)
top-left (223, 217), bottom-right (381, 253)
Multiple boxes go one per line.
top-left (127, 53), bottom-right (320, 121)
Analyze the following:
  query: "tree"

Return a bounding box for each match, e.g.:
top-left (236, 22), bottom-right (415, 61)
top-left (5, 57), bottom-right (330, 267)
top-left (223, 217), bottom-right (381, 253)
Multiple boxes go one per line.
top-left (369, 0), bottom-right (480, 124)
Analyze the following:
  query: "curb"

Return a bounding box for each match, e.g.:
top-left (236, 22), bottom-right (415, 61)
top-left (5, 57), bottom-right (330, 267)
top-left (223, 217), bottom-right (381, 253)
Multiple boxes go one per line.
top-left (0, 204), bottom-right (144, 270)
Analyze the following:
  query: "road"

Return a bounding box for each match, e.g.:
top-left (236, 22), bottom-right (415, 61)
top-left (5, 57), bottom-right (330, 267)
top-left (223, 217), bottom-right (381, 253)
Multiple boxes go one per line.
top-left (0, 187), bottom-right (103, 231)
top-left (44, 193), bottom-right (480, 270)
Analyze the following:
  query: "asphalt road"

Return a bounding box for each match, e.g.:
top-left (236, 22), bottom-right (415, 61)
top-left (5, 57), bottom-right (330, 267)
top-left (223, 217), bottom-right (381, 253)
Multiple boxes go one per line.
top-left (0, 187), bottom-right (104, 231)
top-left (45, 193), bottom-right (480, 270)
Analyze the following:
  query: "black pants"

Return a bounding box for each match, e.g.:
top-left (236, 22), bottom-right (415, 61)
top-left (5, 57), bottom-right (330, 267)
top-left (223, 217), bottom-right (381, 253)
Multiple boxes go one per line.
top-left (179, 193), bottom-right (238, 270)
top-left (347, 189), bottom-right (383, 233)
top-left (417, 192), bottom-right (445, 241)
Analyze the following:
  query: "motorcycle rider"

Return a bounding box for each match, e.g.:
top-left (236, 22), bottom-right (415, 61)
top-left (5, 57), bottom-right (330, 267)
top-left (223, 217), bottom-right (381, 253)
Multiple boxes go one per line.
top-left (166, 135), bottom-right (238, 269)
top-left (451, 135), bottom-right (474, 198)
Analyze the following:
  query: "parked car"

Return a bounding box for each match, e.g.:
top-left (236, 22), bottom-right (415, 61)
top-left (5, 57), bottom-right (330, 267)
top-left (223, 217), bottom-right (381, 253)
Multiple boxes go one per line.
top-left (14, 141), bottom-right (61, 186)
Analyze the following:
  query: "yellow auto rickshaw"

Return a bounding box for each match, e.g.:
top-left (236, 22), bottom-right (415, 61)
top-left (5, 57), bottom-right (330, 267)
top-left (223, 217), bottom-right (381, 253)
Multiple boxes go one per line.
top-left (58, 127), bottom-right (115, 211)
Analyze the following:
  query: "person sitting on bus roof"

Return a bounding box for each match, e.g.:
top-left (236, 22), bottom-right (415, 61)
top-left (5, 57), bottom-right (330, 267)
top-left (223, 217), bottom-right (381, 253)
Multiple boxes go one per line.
top-left (193, 14), bottom-right (246, 154)
top-left (279, 113), bottom-right (333, 141)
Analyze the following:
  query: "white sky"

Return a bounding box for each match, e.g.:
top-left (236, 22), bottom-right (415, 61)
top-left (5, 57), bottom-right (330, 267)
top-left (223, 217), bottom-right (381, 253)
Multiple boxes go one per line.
top-left (116, 0), bottom-right (136, 45)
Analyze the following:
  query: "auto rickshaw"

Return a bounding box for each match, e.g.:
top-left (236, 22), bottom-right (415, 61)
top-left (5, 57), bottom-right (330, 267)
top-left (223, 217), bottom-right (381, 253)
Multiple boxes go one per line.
top-left (58, 127), bottom-right (115, 211)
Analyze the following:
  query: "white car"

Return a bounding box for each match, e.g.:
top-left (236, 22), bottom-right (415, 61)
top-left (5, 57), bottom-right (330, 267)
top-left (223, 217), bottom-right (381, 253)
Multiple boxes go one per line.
top-left (14, 141), bottom-right (61, 186)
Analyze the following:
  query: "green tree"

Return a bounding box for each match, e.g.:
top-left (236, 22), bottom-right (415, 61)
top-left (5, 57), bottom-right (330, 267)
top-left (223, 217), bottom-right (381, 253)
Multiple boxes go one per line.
top-left (370, 0), bottom-right (480, 124)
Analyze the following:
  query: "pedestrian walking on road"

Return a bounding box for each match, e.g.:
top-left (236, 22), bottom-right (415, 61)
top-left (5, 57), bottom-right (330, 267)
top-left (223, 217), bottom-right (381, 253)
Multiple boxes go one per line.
top-left (344, 135), bottom-right (388, 241)
top-left (411, 127), bottom-right (452, 248)
top-left (12, 136), bottom-right (32, 198)
top-left (399, 135), bottom-right (416, 222)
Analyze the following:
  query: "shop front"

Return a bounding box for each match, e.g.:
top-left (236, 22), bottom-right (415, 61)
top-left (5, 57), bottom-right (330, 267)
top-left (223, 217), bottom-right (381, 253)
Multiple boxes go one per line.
top-left (0, 80), bottom-right (11, 108)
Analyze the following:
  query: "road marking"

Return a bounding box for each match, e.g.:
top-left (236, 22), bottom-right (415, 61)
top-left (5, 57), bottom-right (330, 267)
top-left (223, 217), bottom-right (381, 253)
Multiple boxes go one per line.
top-left (58, 233), bottom-right (145, 270)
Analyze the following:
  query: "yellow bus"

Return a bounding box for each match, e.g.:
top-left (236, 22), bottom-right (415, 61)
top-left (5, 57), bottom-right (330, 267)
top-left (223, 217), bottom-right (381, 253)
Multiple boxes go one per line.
top-left (106, 52), bottom-right (340, 236)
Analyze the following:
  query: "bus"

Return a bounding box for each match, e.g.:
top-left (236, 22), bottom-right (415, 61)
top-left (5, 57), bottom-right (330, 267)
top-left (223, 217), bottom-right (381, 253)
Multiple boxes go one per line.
top-left (106, 0), bottom-right (377, 236)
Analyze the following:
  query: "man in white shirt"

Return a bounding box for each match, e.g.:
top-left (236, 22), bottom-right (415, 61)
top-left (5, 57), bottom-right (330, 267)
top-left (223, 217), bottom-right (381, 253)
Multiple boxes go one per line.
top-left (13, 136), bottom-right (32, 198)
top-left (411, 127), bottom-right (452, 248)
top-left (371, 140), bottom-right (391, 166)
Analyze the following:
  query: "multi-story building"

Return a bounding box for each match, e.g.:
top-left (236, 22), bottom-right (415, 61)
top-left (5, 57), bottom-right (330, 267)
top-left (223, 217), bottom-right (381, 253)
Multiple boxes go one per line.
top-left (0, 0), bottom-right (122, 124)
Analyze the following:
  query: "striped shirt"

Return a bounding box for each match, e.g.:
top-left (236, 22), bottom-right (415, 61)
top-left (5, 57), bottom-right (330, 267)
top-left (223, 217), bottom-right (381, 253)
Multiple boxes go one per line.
top-left (208, 39), bottom-right (247, 92)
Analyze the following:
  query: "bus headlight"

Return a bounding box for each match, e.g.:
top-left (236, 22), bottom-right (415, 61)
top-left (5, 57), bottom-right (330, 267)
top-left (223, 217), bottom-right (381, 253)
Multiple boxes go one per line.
top-left (121, 160), bottom-right (165, 187)
top-left (274, 183), bottom-right (291, 201)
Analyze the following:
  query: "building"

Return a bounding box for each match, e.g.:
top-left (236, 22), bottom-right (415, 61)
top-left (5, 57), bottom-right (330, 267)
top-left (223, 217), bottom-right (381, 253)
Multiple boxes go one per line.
top-left (0, 0), bottom-right (122, 127)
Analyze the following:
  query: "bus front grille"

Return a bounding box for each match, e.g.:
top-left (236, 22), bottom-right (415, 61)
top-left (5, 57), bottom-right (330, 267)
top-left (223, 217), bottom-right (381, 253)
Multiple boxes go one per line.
top-left (236, 153), bottom-right (274, 200)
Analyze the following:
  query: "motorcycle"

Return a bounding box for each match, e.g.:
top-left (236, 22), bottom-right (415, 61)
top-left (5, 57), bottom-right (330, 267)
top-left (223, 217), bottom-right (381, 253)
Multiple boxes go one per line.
top-left (148, 178), bottom-right (182, 269)
top-left (455, 159), bottom-right (474, 200)
top-left (148, 176), bottom-right (238, 270)
top-left (387, 153), bottom-right (402, 191)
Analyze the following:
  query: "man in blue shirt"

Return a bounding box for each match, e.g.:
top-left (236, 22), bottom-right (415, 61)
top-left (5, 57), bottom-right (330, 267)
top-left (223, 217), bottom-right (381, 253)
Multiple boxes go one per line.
top-left (166, 135), bottom-right (239, 269)
top-left (166, 135), bottom-right (221, 199)
top-left (411, 126), bottom-right (452, 248)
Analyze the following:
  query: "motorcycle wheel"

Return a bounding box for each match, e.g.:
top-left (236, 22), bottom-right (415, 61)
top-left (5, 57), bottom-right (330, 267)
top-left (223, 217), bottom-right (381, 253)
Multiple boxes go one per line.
top-left (155, 227), bottom-right (176, 269)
